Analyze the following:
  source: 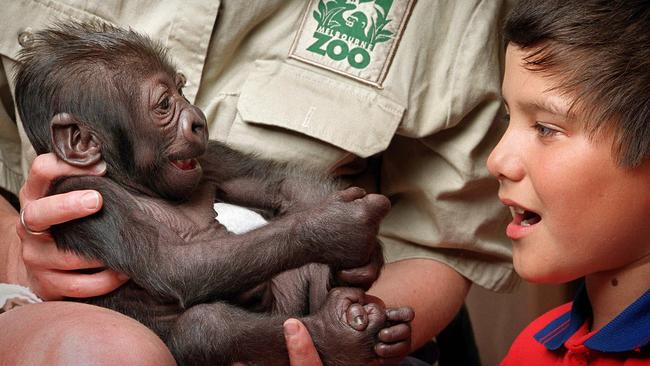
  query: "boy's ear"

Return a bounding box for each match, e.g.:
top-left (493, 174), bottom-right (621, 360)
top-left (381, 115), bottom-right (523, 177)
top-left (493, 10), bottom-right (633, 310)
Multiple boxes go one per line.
top-left (50, 112), bottom-right (102, 167)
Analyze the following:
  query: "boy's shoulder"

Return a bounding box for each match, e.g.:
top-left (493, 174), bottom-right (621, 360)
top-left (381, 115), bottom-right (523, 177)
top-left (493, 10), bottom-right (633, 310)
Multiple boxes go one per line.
top-left (523, 301), bottom-right (574, 339)
top-left (501, 290), bottom-right (650, 365)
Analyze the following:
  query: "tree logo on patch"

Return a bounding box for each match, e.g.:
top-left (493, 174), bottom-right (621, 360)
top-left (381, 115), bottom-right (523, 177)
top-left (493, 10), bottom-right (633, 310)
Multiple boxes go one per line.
top-left (308, 0), bottom-right (395, 69)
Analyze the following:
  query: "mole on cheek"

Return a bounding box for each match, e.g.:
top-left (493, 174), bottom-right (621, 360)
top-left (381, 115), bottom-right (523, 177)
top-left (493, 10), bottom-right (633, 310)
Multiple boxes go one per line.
top-left (611, 278), bottom-right (618, 287)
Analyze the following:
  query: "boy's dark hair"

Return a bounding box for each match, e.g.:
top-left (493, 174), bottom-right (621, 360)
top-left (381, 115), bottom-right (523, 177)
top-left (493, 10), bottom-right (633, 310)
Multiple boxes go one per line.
top-left (505, 0), bottom-right (650, 167)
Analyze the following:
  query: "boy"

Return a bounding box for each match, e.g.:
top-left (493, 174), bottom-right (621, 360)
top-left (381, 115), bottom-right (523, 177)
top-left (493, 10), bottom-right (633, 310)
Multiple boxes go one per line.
top-left (489, 0), bottom-right (650, 364)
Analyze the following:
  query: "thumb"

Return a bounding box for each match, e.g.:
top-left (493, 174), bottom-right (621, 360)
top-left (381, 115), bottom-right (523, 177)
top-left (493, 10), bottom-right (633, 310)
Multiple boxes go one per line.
top-left (283, 318), bottom-right (323, 366)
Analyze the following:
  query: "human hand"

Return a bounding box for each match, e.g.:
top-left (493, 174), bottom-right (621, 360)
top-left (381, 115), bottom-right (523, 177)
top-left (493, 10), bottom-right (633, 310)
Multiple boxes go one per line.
top-left (226, 319), bottom-right (323, 366)
top-left (284, 318), bottom-right (324, 366)
top-left (17, 153), bottom-right (128, 300)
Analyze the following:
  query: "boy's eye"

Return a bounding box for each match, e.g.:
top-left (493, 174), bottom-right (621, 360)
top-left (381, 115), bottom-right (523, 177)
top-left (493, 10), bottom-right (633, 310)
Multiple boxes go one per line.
top-left (502, 113), bottom-right (511, 123)
top-left (534, 122), bottom-right (559, 138)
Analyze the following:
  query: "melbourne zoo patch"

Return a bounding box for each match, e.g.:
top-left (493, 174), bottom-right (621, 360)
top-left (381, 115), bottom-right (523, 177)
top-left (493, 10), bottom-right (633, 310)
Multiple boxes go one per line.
top-left (290, 0), bottom-right (416, 88)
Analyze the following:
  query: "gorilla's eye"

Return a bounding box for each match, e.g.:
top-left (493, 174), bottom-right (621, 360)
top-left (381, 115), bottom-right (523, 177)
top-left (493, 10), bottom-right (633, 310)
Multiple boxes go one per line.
top-left (158, 96), bottom-right (171, 112)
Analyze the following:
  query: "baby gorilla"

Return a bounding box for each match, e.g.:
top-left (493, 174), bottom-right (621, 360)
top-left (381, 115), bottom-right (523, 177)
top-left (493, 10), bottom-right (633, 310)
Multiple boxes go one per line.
top-left (14, 22), bottom-right (414, 366)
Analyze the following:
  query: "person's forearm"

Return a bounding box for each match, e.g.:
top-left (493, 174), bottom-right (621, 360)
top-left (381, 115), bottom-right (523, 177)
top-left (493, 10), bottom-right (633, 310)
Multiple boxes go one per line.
top-left (368, 258), bottom-right (471, 350)
top-left (0, 196), bottom-right (24, 285)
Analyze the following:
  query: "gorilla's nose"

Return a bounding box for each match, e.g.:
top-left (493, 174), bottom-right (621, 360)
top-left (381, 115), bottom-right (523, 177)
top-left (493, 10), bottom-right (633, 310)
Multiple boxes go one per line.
top-left (181, 107), bottom-right (208, 148)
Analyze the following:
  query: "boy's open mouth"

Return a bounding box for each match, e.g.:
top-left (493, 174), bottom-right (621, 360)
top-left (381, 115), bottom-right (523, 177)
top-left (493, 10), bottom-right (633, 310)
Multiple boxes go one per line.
top-left (511, 207), bottom-right (542, 226)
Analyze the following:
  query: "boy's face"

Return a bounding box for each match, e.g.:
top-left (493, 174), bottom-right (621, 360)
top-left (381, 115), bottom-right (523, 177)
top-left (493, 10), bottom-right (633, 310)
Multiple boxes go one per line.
top-left (487, 44), bottom-right (650, 284)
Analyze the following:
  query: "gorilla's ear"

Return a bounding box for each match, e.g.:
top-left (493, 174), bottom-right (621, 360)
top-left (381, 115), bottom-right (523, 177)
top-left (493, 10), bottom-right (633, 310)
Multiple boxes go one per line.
top-left (50, 112), bottom-right (102, 167)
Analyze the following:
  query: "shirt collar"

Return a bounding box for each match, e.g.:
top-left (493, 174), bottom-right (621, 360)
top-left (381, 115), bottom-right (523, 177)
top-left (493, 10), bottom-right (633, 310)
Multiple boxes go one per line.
top-left (534, 284), bottom-right (650, 352)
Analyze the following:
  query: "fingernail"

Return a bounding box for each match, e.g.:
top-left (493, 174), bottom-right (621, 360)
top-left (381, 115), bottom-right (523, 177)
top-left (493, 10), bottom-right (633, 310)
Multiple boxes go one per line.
top-left (81, 191), bottom-right (100, 210)
top-left (93, 161), bottom-right (107, 174)
top-left (284, 320), bottom-right (299, 337)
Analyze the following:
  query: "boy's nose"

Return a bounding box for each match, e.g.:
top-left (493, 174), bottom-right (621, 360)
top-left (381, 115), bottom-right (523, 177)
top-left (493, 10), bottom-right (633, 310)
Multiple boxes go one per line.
top-left (487, 129), bottom-right (525, 182)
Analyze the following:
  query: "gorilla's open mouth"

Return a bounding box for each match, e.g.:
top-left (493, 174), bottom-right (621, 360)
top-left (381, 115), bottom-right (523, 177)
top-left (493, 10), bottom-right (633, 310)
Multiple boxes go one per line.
top-left (171, 158), bottom-right (198, 171)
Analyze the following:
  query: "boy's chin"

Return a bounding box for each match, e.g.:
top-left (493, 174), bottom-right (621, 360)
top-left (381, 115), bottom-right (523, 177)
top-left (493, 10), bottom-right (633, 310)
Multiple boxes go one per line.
top-left (513, 259), bottom-right (577, 284)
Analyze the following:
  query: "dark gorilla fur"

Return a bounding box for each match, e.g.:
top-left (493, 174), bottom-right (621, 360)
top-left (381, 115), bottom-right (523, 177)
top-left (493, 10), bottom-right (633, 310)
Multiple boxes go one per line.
top-left (14, 22), bottom-right (414, 366)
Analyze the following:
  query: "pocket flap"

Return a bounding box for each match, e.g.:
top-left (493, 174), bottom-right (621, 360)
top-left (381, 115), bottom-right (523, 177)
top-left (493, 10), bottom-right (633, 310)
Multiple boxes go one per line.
top-left (237, 61), bottom-right (404, 158)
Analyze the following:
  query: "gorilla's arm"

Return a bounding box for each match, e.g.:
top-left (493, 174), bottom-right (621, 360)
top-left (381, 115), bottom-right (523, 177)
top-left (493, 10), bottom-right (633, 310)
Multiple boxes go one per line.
top-left (49, 175), bottom-right (388, 306)
top-left (201, 141), bottom-right (339, 216)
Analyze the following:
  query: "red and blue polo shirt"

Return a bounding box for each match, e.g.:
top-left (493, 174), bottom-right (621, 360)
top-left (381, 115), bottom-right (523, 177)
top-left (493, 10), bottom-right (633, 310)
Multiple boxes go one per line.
top-left (501, 285), bottom-right (650, 365)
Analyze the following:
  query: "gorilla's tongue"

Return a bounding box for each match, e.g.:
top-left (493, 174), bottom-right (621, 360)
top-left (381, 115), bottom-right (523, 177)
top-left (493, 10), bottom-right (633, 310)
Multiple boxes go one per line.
top-left (172, 159), bottom-right (197, 170)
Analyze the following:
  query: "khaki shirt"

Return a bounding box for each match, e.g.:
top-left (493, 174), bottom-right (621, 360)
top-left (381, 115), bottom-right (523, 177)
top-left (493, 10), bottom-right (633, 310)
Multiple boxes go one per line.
top-left (0, 0), bottom-right (516, 292)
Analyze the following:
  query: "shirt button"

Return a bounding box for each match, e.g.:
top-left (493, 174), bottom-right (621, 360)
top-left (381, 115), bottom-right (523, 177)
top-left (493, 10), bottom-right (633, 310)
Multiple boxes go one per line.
top-left (18, 28), bottom-right (34, 47)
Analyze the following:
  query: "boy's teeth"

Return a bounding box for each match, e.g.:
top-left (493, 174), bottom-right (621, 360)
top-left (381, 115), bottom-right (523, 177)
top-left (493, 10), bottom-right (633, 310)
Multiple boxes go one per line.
top-left (521, 213), bottom-right (541, 226)
top-left (509, 206), bottom-right (526, 218)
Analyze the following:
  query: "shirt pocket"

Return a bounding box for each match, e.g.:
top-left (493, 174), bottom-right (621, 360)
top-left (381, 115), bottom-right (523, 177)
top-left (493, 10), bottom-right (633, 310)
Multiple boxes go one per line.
top-left (228, 61), bottom-right (405, 170)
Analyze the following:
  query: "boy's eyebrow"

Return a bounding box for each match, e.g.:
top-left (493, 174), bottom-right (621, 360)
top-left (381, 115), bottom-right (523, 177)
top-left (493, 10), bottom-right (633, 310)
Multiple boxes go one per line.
top-left (502, 94), bottom-right (571, 117)
top-left (530, 95), bottom-right (570, 116)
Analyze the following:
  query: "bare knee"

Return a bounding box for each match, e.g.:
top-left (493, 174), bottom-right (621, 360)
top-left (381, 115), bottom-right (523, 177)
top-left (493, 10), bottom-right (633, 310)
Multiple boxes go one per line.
top-left (0, 302), bottom-right (176, 366)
